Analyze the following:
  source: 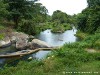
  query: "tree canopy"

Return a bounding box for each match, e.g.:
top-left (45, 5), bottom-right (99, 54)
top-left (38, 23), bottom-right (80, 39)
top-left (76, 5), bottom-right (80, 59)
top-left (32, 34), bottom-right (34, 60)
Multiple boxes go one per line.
top-left (3, 0), bottom-right (47, 28)
top-left (52, 10), bottom-right (71, 24)
top-left (77, 0), bottom-right (100, 33)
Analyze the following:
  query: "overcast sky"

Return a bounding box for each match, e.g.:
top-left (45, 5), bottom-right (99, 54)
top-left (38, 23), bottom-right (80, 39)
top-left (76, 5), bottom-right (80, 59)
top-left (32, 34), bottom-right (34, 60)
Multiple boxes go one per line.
top-left (38, 0), bottom-right (88, 15)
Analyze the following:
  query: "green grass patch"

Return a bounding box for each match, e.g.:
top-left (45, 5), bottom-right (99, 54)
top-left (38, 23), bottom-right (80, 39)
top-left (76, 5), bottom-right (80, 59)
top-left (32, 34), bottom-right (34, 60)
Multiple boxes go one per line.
top-left (0, 33), bottom-right (5, 40)
top-left (0, 25), bottom-right (5, 40)
top-left (75, 31), bottom-right (88, 40)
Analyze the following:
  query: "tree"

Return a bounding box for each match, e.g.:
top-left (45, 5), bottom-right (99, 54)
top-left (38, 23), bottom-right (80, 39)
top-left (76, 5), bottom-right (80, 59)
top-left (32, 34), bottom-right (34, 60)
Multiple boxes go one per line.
top-left (87, 0), bottom-right (100, 7)
top-left (3, 0), bottom-right (35, 28)
top-left (77, 0), bottom-right (100, 33)
top-left (3, 0), bottom-right (48, 28)
top-left (31, 3), bottom-right (48, 23)
top-left (0, 0), bottom-right (8, 19)
top-left (52, 10), bottom-right (69, 24)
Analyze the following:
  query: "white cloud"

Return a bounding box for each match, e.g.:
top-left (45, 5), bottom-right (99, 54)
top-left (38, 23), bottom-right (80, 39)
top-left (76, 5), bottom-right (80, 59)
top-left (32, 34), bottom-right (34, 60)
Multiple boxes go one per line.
top-left (38, 0), bottom-right (88, 15)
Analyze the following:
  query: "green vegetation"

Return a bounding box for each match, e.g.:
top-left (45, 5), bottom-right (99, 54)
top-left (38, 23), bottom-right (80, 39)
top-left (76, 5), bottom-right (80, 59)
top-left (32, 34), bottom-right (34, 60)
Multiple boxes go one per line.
top-left (77, 0), bottom-right (100, 34)
top-left (51, 23), bottom-right (72, 33)
top-left (0, 25), bottom-right (14, 40)
top-left (0, 0), bottom-right (74, 35)
top-left (52, 10), bottom-right (71, 24)
top-left (0, 25), bottom-right (6, 40)
top-left (0, 33), bottom-right (4, 40)
top-left (0, 33), bottom-right (100, 75)
top-left (75, 31), bottom-right (88, 40)
top-left (0, 0), bottom-right (100, 75)
top-left (0, 0), bottom-right (48, 35)
top-left (50, 10), bottom-right (73, 33)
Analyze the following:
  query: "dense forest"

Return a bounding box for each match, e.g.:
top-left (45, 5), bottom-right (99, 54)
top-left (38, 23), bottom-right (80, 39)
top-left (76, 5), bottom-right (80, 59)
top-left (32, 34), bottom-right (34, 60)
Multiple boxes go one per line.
top-left (77, 0), bottom-right (100, 33)
top-left (0, 0), bottom-right (100, 75)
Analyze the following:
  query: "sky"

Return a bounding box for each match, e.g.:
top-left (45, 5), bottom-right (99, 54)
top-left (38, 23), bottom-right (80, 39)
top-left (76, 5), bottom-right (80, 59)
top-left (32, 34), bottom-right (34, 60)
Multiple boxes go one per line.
top-left (38, 0), bottom-right (88, 15)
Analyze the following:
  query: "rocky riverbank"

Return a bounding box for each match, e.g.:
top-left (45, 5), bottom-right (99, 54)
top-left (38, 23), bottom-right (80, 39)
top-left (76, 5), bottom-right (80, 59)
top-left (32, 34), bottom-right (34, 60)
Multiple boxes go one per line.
top-left (0, 31), bottom-right (51, 51)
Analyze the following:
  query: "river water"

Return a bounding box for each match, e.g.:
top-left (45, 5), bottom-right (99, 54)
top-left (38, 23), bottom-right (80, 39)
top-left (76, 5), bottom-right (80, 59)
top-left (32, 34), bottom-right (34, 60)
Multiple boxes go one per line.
top-left (33, 27), bottom-right (77, 59)
top-left (0, 27), bottom-right (77, 66)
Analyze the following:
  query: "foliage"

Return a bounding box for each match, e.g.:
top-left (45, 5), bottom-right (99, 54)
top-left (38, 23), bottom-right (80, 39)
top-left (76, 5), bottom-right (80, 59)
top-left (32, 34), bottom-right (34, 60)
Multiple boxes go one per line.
top-left (87, 0), bottom-right (100, 7)
top-left (52, 10), bottom-right (70, 23)
top-left (0, 0), bottom-right (75, 35)
top-left (2, 0), bottom-right (48, 34)
top-left (0, 0), bottom-right (9, 29)
top-left (17, 19), bottom-right (35, 35)
top-left (51, 23), bottom-right (72, 33)
top-left (75, 31), bottom-right (88, 40)
top-left (0, 25), bottom-right (5, 40)
top-left (0, 0), bottom-right (100, 74)
top-left (0, 0), bottom-right (8, 19)
top-left (77, 0), bottom-right (100, 34)
top-left (0, 34), bottom-right (4, 40)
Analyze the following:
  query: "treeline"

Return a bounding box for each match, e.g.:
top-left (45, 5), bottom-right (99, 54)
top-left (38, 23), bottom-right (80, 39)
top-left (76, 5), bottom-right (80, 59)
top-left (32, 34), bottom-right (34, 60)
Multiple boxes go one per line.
top-left (77, 0), bottom-right (100, 34)
top-left (0, 0), bottom-right (75, 35)
top-left (1, 0), bottom-right (99, 35)
top-left (51, 10), bottom-right (74, 24)
top-left (47, 10), bottom-right (74, 33)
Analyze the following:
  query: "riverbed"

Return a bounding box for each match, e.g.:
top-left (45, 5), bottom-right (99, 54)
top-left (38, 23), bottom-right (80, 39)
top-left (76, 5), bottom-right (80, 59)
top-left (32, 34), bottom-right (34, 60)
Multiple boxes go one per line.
top-left (0, 27), bottom-right (77, 66)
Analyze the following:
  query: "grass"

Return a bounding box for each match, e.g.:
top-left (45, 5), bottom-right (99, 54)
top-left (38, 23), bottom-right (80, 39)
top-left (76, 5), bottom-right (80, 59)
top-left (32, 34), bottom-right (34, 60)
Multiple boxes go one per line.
top-left (0, 33), bottom-right (5, 40)
top-left (0, 33), bottom-right (100, 75)
top-left (0, 25), bottom-right (5, 40)
top-left (75, 30), bottom-right (88, 40)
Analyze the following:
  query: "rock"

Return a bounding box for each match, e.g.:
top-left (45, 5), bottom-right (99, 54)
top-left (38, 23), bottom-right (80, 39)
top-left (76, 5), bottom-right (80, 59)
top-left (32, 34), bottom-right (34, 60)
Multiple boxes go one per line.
top-left (10, 36), bottom-right (16, 43)
top-left (0, 37), bottom-right (11, 48)
top-left (16, 39), bottom-right (28, 50)
top-left (0, 41), bottom-right (6, 47)
top-left (10, 32), bottom-right (29, 42)
top-left (9, 32), bottom-right (30, 50)
top-left (28, 57), bottom-right (33, 60)
top-left (58, 38), bottom-right (63, 41)
top-left (29, 35), bottom-right (35, 39)
top-left (31, 39), bottom-right (51, 49)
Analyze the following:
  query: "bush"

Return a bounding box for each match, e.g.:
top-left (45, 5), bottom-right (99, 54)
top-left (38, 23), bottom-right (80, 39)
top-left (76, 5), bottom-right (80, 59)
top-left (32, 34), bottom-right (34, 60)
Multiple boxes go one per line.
top-left (17, 20), bottom-right (36, 35)
top-left (51, 23), bottom-right (72, 33)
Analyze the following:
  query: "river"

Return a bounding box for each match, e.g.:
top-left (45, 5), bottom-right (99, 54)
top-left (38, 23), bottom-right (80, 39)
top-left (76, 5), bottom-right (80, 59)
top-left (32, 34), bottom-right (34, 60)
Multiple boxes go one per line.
top-left (0, 27), bottom-right (77, 67)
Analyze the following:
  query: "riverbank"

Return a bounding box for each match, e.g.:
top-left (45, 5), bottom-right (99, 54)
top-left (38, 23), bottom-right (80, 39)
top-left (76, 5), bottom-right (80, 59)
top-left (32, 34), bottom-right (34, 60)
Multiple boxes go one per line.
top-left (0, 33), bottom-right (100, 75)
top-left (75, 31), bottom-right (88, 40)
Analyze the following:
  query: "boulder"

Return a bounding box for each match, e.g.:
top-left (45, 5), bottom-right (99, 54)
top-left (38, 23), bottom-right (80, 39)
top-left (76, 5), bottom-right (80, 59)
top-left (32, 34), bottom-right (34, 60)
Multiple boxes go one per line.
top-left (16, 39), bottom-right (28, 50)
top-left (29, 35), bottom-right (35, 39)
top-left (31, 39), bottom-right (51, 49)
top-left (10, 32), bottom-right (29, 42)
top-left (10, 36), bottom-right (16, 43)
top-left (9, 32), bottom-right (30, 50)
top-left (0, 37), bottom-right (11, 48)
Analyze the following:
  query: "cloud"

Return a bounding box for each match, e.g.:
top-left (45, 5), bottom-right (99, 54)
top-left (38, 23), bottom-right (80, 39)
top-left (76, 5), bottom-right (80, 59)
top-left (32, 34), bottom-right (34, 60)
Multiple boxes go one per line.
top-left (38, 0), bottom-right (88, 15)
